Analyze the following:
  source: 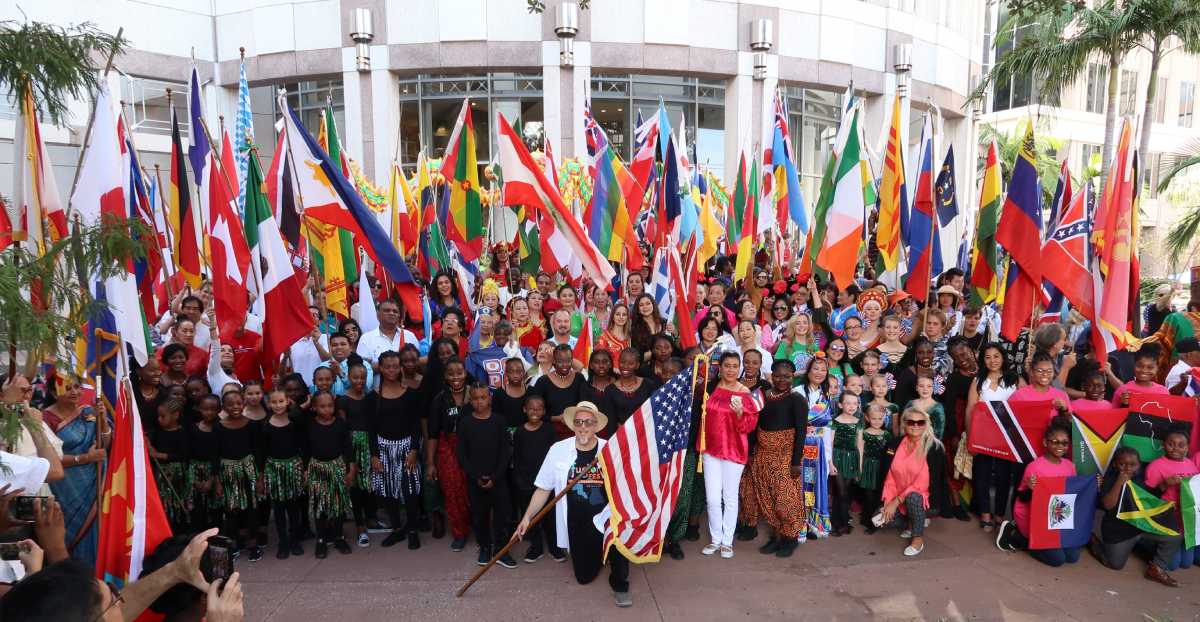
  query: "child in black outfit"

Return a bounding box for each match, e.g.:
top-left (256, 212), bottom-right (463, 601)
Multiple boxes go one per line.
top-left (457, 382), bottom-right (516, 568)
top-left (307, 391), bottom-right (357, 558)
top-left (149, 399), bottom-right (191, 532)
top-left (259, 389), bottom-right (306, 559)
top-left (512, 395), bottom-right (561, 563)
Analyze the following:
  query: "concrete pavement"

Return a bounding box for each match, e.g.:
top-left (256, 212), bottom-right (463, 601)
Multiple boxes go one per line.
top-left (238, 519), bottom-right (1200, 621)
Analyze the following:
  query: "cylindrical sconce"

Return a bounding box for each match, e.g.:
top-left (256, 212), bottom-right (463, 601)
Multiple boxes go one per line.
top-left (893, 43), bottom-right (912, 96)
top-left (556, 1), bottom-right (580, 67)
top-left (750, 18), bottom-right (773, 80)
top-left (351, 8), bottom-right (374, 72)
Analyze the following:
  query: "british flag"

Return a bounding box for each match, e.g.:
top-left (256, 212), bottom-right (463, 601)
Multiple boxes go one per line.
top-left (1042, 179), bottom-right (1095, 322)
top-left (600, 366), bottom-right (696, 562)
top-left (583, 98), bottom-right (607, 157)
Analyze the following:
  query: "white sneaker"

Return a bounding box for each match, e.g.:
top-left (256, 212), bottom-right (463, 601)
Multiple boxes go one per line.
top-left (719, 545), bottom-right (734, 559)
top-left (903, 544), bottom-right (924, 557)
top-left (899, 529), bottom-right (912, 539)
top-left (701, 543), bottom-right (720, 556)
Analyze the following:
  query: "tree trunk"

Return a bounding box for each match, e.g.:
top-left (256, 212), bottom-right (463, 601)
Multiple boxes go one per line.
top-left (1101, 54), bottom-right (1121, 185)
top-left (1138, 37), bottom-right (1164, 189)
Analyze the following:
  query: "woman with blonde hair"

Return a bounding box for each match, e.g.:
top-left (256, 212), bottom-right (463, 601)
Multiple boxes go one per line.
top-left (877, 406), bottom-right (950, 557)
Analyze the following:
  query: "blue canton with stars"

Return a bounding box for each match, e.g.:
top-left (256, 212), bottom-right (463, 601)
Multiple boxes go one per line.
top-left (1048, 219), bottom-right (1088, 242)
top-left (649, 370), bottom-right (695, 463)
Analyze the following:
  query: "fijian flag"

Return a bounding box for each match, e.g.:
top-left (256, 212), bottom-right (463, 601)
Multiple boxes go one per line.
top-left (600, 366), bottom-right (698, 563)
top-left (967, 400), bottom-right (1055, 464)
top-left (1029, 475), bottom-right (1098, 550)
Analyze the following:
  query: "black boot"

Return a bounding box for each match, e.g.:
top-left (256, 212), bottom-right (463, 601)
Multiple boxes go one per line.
top-left (759, 537), bottom-right (781, 555)
top-left (775, 538), bottom-right (799, 558)
top-left (667, 540), bottom-right (684, 560)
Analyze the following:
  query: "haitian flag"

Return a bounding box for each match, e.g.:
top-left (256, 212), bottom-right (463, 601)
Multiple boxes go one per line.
top-left (1121, 393), bottom-right (1196, 462)
top-left (1071, 408), bottom-right (1127, 476)
top-left (968, 400), bottom-right (1055, 463)
top-left (1028, 475), bottom-right (1098, 550)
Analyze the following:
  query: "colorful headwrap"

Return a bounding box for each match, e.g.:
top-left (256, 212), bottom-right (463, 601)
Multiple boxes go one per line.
top-left (857, 288), bottom-right (888, 313)
top-left (481, 279), bottom-right (501, 300)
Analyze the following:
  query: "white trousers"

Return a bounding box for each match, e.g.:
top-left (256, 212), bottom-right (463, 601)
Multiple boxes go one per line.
top-left (702, 454), bottom-right (745, 547)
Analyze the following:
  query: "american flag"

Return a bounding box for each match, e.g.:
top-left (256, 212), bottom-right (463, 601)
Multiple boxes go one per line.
top-left (600, 366), bottom-right (696, 562)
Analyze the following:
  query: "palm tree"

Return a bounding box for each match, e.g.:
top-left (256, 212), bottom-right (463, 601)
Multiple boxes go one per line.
top-left (1129, 0), bottom-right (1200, 184)
top-left (970, 1), bottom-right (1141, 183)
top-left (0, 20), bottom-right (124, 126)
top-left (977, 121), bottom-right (1066, 204)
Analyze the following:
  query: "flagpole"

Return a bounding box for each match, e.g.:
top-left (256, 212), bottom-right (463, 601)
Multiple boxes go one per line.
top-left (117, 102), bottom-right (176, 304)
top-left (196, 116), bottom-right (265, 302)
top-left (278, 101), bottom-right (330, 323)
top-left (456, 457), bottom-right (599, 598)
top-left (147, 164), bottom-right (179, 289)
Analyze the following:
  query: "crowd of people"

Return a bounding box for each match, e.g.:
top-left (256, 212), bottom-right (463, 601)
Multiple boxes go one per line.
top-left (2, 243), bottom-right (1199, 614)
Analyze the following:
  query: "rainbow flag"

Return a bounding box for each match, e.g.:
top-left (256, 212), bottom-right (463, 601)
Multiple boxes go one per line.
top-left (587, 146), bottom-right (633, 262)
top-left (440, 99), bottom-right (484, 261)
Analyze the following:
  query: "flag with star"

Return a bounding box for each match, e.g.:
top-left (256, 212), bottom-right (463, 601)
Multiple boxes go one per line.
top-left (600, 365), bottom-right (698, 563)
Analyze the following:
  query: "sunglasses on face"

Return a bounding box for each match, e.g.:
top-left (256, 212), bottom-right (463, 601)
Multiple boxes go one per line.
top-left (93, 583), bottom-right (124, 622)
top-left (905, 419), bottom-right (927, 427)
top-left (1047, 439), bottom-right (1070, 446)
top-left (774, 306), bottom-right (788, 312)
top-left (829, 345), bottom-right (845, 352)
top-left (574, 418), bottom-right (597, 428)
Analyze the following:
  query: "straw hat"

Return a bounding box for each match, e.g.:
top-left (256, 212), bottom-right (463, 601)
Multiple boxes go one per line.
top-left (562, 401), bottom-right (608, 432)
top-left (935, 285), bottom-right (961, 302)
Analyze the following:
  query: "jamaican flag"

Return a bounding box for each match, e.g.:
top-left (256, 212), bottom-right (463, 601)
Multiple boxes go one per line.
top-left (1116, 480), bottom-right (1179, 537)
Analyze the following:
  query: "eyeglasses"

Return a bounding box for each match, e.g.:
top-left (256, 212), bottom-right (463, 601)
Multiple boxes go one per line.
top-left (774, 306), bottom-right (788, 312)
top-left (905, 419), bottom-right (928, 427)
top-left (1047, 439), bottom-right (1070, 446)
top-left (1032, 367), bottom-right (1055, 375)
top-left (574, 418), bottom-right (597, 428)
top-left (829, 345), bottom-right (846, 352)
top-left (93, 582), bottom-right (124, 622)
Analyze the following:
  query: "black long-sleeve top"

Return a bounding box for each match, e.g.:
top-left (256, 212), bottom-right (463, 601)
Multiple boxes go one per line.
top-left (428, 390), bottom-right (468, 439)
top-left (455, 412), bottom-right (511, 481)
top-left (188, 424), bottom-right (219, 463)
top-left (602, 378), bottom-right (659, 436)
top-left (370, 390), bottom-right (421, 442)
top-left (512, 422), bottom-right (557, 490)
top-left (337, 393), bottom-right (376, 455)
top-left (531, 374), bottom-right (586, 420)
top-left (758, 391), bottom-right (809, 466)
top-left (257, 418), bottom-right (305, 465)
top-left (150, 427), bottom-right (190, 463)
top-left (308, 417), bottom-right (354, 463)
top-left (492, 387), bottom-right (528, 428)
top-left (215, 419), bottom-right (259, 467)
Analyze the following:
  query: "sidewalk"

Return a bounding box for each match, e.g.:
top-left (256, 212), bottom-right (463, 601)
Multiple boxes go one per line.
top-left (238, 519), bottom-right (1200, 621)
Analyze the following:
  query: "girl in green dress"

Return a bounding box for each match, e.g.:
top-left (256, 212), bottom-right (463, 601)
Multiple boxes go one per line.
top-left (857, 404), bottom-right (892, 533)
top-left (830, 391), bottom-right (862, 536)
top-left (904, 376), bottom-right (945, 439)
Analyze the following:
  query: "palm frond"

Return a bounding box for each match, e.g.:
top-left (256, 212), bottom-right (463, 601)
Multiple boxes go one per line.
top-left (1164, 203), bottom-right (1200, 261)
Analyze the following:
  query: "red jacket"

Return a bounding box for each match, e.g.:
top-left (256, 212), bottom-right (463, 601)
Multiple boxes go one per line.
top-left (701, 386), bottom-right (760, 464)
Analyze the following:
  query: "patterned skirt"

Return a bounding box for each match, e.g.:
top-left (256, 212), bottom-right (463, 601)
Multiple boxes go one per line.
top-left (219, 455), bottom-right (260, 511)
top-left (749, 429), bottom-right (806, 539)
top-left (350, 431), bottom-right (372, 491)
top-left (263, 456), bottom-right (305, 502)
top-left (154, 461), bottom-right (192, 525)
top-left (190, 461), bottom-right (216, 508)
top-left (308, 457), bottom-right (353, 522)
top-left (372, 437), bottom-right (422, 502)
top-left (802, 426), bottom-right (831, 538)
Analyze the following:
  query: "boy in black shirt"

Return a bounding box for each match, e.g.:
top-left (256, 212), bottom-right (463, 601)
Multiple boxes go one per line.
top-left (512, 395), bottom-right (561, 562)
top-left (457, 382), bottom-right (516, 568)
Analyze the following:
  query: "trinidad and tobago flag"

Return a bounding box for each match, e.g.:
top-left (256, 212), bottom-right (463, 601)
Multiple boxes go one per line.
top-left (1029, 475), bottom-right (1098, 550)
top-left (968, 400), bottom-right (1055, 463)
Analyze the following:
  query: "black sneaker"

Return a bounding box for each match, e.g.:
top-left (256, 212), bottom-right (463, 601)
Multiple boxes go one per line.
top-left (290, 542), bottom-right (304, 556)
top-left (276, 546), bottom-right (290, 560)
top-left (477, 547), bottom-right (491, 566)
top-left (684, 525), bottom-right (700, 541)
top-left (775, 538), bottom-right (799, 558)
top-left (315, 541), bottom-right (328, 559)
top-left (995, 521), bottom-right (1016, 552)
top-left (334, 539), bottom-right (352, 555)
top-left (550, 547), bottom-right (567, 562)
top-left (248, 546), bottom-right (264, 563)
top-left (407, 531), bottom-right (421, 550)
top-left (450, 538), bottom-right (466, 552)
top-left (230, 549), bottom-right (241, 561)
top-left (496, 553), bottom-right (517, 569)
top-left (667, 540), bottom-right (684, 560)
top-left (381, 531), bottom-right (404, 547)
top-left (524, 547), bottom-right (544, 563)
top-left (758, 537), bottom-right (781, 555)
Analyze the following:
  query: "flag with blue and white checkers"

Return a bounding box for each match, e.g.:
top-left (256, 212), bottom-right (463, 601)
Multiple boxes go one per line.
top-left (234, 58), bottom-right (254, 214)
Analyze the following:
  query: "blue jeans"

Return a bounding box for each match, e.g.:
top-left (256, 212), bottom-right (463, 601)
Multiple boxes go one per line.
top-left (1030, 546), bottom-right (1081, 567)
top-left (1167, 545), bottom-right (1198, 571)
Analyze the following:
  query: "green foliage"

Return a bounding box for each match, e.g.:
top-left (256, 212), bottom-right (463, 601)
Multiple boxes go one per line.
top-left (977, 121), bottom-right (1065, 205)
top-left (0, 218), bottom-right (149, 369)
top-left (0, 19), bottom-right (125, 126)
top-left (526, 0), bottom-right (589, 14)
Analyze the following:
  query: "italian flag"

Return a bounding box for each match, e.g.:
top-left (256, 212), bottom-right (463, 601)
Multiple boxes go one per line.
top-left (246, 150), bottom-right (315, 360)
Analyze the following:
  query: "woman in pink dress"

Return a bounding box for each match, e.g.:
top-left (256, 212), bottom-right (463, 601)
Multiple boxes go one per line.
top-left (995, 416), bottom-right (1079, 566)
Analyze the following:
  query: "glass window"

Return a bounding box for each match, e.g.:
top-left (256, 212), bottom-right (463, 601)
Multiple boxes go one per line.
top-left (1085, 63), bottom-right (1107, 114)
top-left (781, 87), bottom-right (841, 201)
top-left (1180, 81), bottom-right (1195, 128)
top-left (696, 103), bottom-right (724, 175)
top-left (1079, 143), bottom-right (1102, 177)
top-left (1119, 70), bottom-right (1137, 117)
top-left (591, 99), bottom-right (629, 153)
top-left (1143, 152), bottom-right (1161, 199)
top-left (120, 75), bottom-right (188, 136)
top-left (275, 79), bottom-right (345, 143)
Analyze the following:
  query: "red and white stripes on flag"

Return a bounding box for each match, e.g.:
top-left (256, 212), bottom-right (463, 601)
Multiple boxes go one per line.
top-left (495, 113), bottom-right (615, 289)
top-left (600, 367), bottom-right (697, 563)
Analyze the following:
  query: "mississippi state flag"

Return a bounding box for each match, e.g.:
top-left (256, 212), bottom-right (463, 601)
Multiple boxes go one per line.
top-left (968, 401), bottom-right (1055, 463)
top-left (1029, 475), bottom-right (1098, 550)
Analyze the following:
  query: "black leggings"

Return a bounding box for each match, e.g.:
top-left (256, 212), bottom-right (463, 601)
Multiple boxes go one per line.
top-left (271, 500), bottom-right (302, 547)
top-left (516, 486), bottom-right (558, 554)
top-left (831, 474), bottom-right (853, 530)
top-left (351, 488), bottom-right (376, 528)
top-left (973, 455), bottom-right (1021, 518)
top-left (382, 496), bottom-right (420, 534)
top-left (857, 483), bottom-right (882, 525)
top-left (222, 508), bottom-right (260, 548)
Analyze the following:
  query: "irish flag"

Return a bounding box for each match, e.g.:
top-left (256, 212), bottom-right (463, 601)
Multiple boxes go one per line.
top-left (816, 108), bottom-right (864, 290)
top-left (1181, 475), bottom-right (1200, 548)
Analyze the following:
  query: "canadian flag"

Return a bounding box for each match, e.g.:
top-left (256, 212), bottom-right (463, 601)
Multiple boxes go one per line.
top-left (205, 152), bottom-right (251, 338)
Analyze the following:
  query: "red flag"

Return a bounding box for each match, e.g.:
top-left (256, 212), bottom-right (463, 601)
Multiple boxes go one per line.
top-left (1092, 120), bottom-right (1139, 357)
top-left (206, 152), bottom-right (252, 338)
top-left (220, 127), bottom-right (240, 205)
top-left (0, 195), bottom-right (14, 253)
top-left (967, 400), bottom-right (1055, 463)
top-left (96, 381), bottom-right (172, 586)
top-left (573, 314), bottom-right (593, 367)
